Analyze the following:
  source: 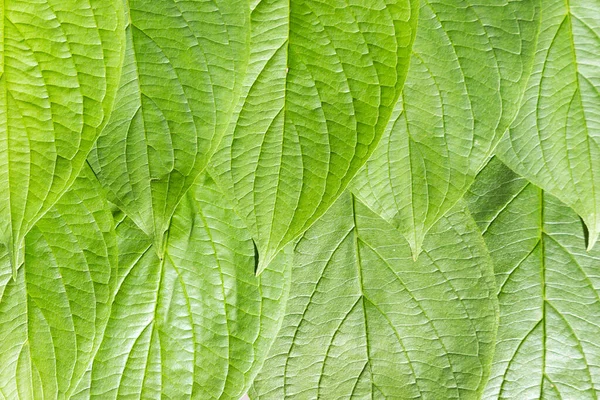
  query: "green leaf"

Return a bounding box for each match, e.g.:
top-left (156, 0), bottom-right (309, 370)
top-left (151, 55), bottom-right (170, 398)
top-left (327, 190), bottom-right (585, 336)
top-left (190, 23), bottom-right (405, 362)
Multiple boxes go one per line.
top-left (250, 192), bottom-right (498, 399)
top-left (466, 157), bottom-right (600, 399)
top-left (88, 175), bottom-right (290, 400)
top-left (88, 0), bottom-right (249, 257)
top-left (0, 166), bottom-right (118, 399)
top-left (351, 0), bottom-right (540, 259)
top-left (498, 0), bottom-right (600, 250)
top-left (0, 0), bottom-right (125, 276)
top-left (209, 0), bottom-right (418, 273)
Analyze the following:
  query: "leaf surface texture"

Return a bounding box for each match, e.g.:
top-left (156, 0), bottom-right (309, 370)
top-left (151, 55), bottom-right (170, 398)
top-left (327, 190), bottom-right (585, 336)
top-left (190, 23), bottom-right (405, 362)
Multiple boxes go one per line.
top-left (498, 0), bottom-right (600, 250)
top-left (250, 192), bottom-right (497, 399)
top-left (0, 0), bottom-right (124, 274)
top-left (351, 0), bottom-right (540, 258)
top-left (88, 176), bottom-right (290, 400)
top-left (0, 167), bottom-right (118, 400)
top-left (88, 0), bottom-right (249, 255)
top-left (466, 158), bottom-right (600, 399)
top-left (209, 0), bottom-right (418, 272)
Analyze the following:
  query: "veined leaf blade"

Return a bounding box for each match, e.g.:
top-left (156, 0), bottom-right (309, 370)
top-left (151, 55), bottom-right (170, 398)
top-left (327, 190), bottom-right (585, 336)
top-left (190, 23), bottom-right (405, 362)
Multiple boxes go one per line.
top-left (209, 0), bottom-right (419, 273)
top-left (0, 166), bottom-right (118, 399)
top-left (88, 0), bottom-right (250, 256)
top-left (0, 0), bottom-right (125, 276)
top-left (89, 175), bottom-right (290, 400)
top-left (466, 158), bottom-right (600, 399)
top-left (498, 0), bottom-right (600, 250)
top-left (250, 192), bottom-right (498, 399)
top-left (351, 0), bottom-right (540, 259)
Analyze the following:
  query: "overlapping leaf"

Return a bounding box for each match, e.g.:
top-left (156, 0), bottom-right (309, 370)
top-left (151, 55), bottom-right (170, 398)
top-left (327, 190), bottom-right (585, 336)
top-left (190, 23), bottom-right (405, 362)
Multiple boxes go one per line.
top-left (250, 192), bottom-right (497, 399)
top-left (498, 0), bottom-right (600, 250)
top-left (87, 175), bottom-right (290, 400)
top-left (88, 0), bottom-right (249, 256)
top-left (466, 158), bottom-right (600, 399)
top-left (0, 167), bottom-right (118, 399)
top-left (0, 0), bottom-right (124, 275)
top-left (351, 0), bottom-right (540, 259)
top-left (209, 0), bottom-right (419, 273)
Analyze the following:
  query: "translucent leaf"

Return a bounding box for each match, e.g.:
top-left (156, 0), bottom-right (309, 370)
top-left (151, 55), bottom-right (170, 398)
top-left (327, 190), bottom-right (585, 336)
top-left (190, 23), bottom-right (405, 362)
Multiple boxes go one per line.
top-left (0, 166), bottom-right (118, 399)
top-left (88, 0), bottom-right (249, 256)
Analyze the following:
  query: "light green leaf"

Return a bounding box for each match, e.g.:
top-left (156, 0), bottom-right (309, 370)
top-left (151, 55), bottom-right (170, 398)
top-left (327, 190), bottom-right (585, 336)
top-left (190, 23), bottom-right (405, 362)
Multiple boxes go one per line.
top-left (89, 175), bottom-right (290, 400)
top-left (88, 0), bottom-right (249, 256)
top-left (0, 0), bottom-right (125, 276)
top-left (498, 0), bottom-right (600, 250)
top-left (0, 166), bottom-right (118, 400)
top-left (466, 157), bottom-right (600, 399)
top-left (250, 192), bottom-right (497, 399)
top-left (209, 0), bottom-right (418, 273)
top-left (351, 0), bottom-right (540, 259)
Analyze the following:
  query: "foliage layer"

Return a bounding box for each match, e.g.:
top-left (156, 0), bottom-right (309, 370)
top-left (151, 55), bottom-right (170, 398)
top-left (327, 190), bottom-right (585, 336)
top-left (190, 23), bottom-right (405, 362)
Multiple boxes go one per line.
top-left (1, 0), bottom-right (600, 399)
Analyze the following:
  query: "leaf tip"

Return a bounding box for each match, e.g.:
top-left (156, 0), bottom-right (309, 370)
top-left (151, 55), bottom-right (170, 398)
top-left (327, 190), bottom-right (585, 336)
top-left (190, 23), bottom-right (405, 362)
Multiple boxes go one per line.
top-left (582, 217), bottom-right (599, 252)
top-left (8, 239), bottom-right (24, 280)
top-left (401, 223), bottom-right (426, 262)
top-left (586, 228), bottom-right (599, 252)
top-left (255, 245), bottom-right (277, 276)
top-left (255, 256), bottom-right (271, 276)
top-left (153, 232), bottom-right (167, 261)
top-left (408, 237), bottom-right (423, 262)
